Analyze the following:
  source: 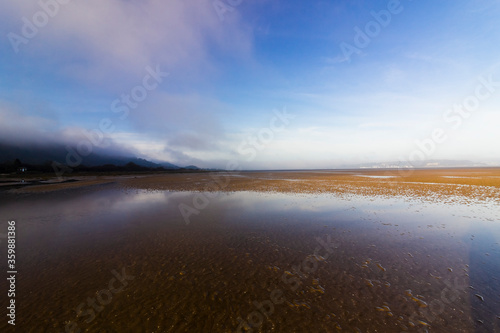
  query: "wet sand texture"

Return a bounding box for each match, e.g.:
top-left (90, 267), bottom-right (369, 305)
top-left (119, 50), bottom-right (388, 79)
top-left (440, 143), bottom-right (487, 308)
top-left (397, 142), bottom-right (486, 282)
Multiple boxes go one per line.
top-left (1, 169), bottom-right (499, 332)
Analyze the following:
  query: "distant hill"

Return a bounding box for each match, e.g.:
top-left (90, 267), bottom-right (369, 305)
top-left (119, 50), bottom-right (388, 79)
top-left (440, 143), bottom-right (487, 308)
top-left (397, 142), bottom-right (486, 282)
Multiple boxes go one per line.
top-left (159, 162), bottom-right (181, 169)
top-left (0, 142), bottom-right (186, 170)
top-left (183, 165), bottom-right (200, 170)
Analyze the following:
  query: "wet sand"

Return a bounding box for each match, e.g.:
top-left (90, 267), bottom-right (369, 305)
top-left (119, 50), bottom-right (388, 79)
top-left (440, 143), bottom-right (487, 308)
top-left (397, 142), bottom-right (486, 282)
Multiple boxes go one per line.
top-left (1, 168), bottom-right (499, 332)
top-left (12, 168), bottom-right (499, 205)
top-left (119, 168), bottom-right (500, 204)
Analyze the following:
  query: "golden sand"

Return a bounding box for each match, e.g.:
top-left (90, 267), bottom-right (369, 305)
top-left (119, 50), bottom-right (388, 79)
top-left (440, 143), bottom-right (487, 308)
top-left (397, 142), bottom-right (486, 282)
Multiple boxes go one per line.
top-left (2, 168), bottom-right (498, 332)
top-left (11, 168), bottom-right (500, 204)
top-left (119, 168), bottom-right (500, 203)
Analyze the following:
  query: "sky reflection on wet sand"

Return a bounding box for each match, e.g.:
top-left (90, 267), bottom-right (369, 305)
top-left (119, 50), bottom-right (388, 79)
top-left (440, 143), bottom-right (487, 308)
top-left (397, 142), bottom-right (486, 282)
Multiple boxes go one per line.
top-left (1, 185), bottom-right (499, 332)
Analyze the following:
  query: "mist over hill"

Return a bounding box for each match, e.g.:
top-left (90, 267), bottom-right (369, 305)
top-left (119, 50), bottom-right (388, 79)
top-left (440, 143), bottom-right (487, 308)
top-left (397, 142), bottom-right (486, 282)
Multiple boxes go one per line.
top-left (0, 141), bottom-right (182, 170)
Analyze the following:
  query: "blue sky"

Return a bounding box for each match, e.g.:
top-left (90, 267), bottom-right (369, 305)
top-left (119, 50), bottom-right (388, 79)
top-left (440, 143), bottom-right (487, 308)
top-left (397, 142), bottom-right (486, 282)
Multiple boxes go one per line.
top-left (1, 0), bottom-right (499, 169)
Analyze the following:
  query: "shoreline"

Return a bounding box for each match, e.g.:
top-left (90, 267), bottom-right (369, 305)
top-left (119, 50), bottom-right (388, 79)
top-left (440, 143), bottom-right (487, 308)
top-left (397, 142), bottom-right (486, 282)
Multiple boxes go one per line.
top-left (5, 168), bottom-right (500, 205)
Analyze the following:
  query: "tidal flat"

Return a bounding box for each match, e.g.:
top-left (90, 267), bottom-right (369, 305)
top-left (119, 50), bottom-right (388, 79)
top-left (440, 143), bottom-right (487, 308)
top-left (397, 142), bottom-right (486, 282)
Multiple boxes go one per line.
top-left (1, 168), bottom-right (500, 332)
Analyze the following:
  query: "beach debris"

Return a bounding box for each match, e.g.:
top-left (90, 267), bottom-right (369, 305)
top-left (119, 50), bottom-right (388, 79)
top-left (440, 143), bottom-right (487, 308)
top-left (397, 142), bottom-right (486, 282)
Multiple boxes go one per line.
top-left (405, 290), bottom-right (428, 308)
top-left (290, 300), bottom-right (311, 309)
top-left (325, 314), bottom-right (336, 320)
top-left (313, 254), bottom-right (327, 261)
top-left (417, 320), bottom-right (430, 327)
top-left (475, 294), bottom-right (484, 302)
top-left (375, 305), bottom-right (394, 317)
top-left (308, 285), bottom-right (325, 294)
top-left (376, 263), bottom-right (386, 272)
top-left (376, 305), bottom-right (391, 312)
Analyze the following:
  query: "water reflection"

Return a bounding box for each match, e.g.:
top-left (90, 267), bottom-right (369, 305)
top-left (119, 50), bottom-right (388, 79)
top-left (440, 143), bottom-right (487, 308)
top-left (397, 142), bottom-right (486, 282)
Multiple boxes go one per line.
top-left (0, 185), bottom-right (499, 332)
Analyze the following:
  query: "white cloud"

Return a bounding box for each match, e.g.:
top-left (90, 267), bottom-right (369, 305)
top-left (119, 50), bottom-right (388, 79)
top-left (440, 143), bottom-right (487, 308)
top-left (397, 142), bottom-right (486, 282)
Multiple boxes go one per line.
top-left (2, 0), bottom-right (253, 89)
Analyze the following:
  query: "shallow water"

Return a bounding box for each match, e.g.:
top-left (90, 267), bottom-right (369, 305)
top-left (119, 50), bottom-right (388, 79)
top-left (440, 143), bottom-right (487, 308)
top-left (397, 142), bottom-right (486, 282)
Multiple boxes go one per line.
top-left (1, 184), bottom-right (500, 332)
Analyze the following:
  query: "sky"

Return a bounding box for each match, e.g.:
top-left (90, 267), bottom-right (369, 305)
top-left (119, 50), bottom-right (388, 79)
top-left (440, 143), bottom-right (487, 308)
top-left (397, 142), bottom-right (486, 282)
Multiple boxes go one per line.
top-left (1, 0), bottom-right (499, 169)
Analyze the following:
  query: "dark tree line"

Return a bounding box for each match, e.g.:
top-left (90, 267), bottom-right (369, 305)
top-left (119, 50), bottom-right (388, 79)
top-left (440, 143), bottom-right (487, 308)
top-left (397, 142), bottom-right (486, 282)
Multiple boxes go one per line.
top-left (0, 158), bottom-right (176, 173)
top-left (0, 159), bottom-right (185, 174)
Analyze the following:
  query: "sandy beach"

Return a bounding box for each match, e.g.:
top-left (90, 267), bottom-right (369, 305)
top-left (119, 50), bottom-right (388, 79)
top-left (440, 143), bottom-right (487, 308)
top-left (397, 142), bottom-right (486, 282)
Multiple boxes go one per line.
top-left (8, 168), bottom-right (500, 205)
top-left (2, 168), bottom-right (500, 332)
